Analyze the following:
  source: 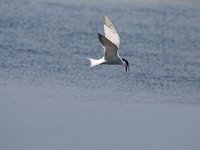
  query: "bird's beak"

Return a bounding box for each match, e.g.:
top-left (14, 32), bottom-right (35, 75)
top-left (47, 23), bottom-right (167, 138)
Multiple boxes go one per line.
top-left (125, 64), bottom-right (129, 72)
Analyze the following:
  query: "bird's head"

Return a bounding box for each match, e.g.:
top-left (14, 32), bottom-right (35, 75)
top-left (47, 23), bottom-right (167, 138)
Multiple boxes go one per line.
top-left (122, 58), bottom-right (129, 72)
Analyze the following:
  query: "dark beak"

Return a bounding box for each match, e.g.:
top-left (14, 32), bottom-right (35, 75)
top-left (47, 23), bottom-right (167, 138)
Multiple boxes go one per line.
top-left (122, 58), bottom-right (129, 72)
top-left (125, 64), bottom-right (129, 72)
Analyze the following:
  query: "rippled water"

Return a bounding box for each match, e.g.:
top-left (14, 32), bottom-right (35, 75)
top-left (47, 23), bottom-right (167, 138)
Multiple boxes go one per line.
top-left (1, 1), bottom-right (200, 150)
top-left (0, 0), bottom-right (200, 104)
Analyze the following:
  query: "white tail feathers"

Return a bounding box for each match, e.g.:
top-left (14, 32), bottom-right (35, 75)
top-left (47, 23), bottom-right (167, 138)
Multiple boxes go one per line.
top-left (86, 57), bottom-right (105, 67)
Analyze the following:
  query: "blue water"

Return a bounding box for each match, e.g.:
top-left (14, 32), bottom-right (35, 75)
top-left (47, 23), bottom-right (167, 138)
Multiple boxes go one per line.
top-left (0, 0), bottom-right (200, 104)
top-left (1, 1), bottom-right (200, 150)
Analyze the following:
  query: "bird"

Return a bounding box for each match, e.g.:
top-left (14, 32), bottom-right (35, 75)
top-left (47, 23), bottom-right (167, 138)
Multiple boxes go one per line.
top-left (87, 16), bottom-right (129, 72)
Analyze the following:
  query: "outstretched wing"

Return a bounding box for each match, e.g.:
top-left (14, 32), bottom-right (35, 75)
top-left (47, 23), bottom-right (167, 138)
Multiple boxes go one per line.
top-left (103, 16), bottom-right (120, 49)
top-left (98, 33), bottom-right (118, 60)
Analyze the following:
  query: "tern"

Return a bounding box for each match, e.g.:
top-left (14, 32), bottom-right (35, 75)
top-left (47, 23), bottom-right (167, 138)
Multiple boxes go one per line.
top-left (87, 16), bottom-right (129, 72)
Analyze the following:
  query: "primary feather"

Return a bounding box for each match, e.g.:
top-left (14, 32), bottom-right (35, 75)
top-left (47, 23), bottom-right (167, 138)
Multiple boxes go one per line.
top-left (103, 16), bottom-right (120, 49)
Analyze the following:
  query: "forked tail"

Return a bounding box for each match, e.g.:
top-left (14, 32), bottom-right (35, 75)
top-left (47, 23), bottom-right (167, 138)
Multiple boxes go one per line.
top-left (86, 57), bottom-right (104, 67)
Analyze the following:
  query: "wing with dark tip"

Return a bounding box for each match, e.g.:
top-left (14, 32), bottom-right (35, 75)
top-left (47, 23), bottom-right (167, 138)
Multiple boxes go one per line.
top-left (98, 33), bottom-right (118, 60)
top-left (103, 16), bottom-right (120, 49)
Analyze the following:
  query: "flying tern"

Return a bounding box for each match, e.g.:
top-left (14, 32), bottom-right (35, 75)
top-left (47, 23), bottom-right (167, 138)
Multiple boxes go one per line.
top-left (87, 16), bottom-right (129, 72)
